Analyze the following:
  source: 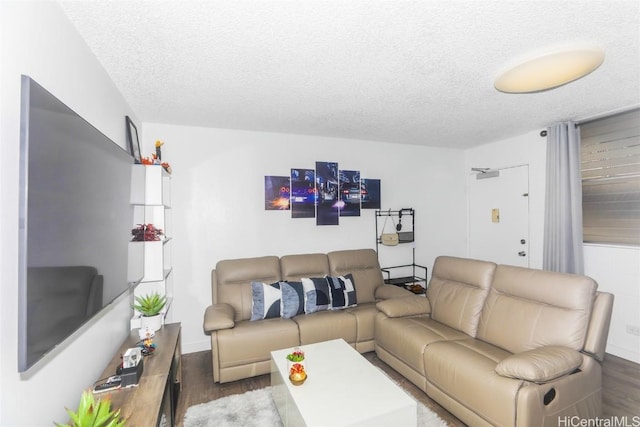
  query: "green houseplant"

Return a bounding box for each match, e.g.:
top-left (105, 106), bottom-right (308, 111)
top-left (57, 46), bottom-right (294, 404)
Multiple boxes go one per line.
top-left (56, 390), bottom-right (125, 427)
top-left (133, 292), bottom-right (167, 316)
top-left (133, 292), bottom-right (167, 332)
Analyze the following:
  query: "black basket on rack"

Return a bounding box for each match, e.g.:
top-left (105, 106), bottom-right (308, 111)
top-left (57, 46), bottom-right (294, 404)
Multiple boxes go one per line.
top-left (398, 232), bottom-right (414, 243)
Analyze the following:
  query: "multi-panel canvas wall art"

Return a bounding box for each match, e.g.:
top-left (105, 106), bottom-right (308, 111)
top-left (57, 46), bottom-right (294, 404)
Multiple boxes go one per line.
top-left (361, 178), bottom-right (381, 210)
top-left (315, 161), bottom-right (339, 225)
top-left (339, 170), bottom-right (361, 217)
top-left (264, 176), bottom-right (290, 210)
top-left (264, 161), bottom-right (381, 225)
top-left (291, 168), bottom-right (316, 218)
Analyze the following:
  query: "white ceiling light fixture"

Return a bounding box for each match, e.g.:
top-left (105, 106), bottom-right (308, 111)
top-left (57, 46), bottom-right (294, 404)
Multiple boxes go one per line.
top-left (494, 45), bottom-right (605, 93)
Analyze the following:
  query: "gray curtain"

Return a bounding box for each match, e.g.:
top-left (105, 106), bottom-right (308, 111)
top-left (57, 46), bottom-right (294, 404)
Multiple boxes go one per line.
top-left (543, 121), bottom-right (584, 274)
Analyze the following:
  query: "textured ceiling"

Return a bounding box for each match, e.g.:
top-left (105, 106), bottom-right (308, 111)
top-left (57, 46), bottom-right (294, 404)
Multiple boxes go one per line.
top-left (59, 0), bottom-right (640, 149)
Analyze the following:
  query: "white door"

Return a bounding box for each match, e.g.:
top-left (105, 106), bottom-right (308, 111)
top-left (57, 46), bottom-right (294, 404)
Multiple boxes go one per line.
top-left (469, 165), bottom-right (530, 267)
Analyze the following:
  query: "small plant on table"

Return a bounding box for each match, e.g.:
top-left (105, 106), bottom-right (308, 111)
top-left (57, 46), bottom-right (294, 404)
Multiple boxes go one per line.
top-left (133, 292), bottom-right (167, 317)
top-left (286, 348), bottom-right (305, 363)
top-left (55, 390), bottom-right (125, 427)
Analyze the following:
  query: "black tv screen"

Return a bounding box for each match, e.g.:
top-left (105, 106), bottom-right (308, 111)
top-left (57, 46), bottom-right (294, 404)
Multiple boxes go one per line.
top-left (18, 76), bottom-right (141, 372)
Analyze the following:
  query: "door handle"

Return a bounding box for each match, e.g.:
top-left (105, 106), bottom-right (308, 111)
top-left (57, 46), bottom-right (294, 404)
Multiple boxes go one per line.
top-left (518, 251), bottom-right (526, 257)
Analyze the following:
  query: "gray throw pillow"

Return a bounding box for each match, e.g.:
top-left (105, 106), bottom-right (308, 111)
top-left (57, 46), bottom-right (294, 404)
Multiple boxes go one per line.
top-left (301, 277), bottom-right (331, 313)
top-left (281, 281), bottom-right (305, 319)
top-left (250, 281), bottom-right (281, 321)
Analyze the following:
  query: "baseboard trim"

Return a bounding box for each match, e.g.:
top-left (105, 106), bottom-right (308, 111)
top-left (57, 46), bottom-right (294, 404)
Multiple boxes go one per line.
top-left (182, 338), bottom-right (211, 355)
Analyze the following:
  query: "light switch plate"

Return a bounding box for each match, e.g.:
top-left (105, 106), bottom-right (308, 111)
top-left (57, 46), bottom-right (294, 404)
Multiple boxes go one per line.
top-left (492, 208), bottom-right (500, 223)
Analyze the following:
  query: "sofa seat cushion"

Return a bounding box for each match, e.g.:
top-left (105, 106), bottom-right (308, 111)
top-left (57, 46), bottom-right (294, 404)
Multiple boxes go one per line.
top-left (345, 302), bottom-right (378, 343)
top-left (293, 310), bottom-right (357, 345)
top-left (375, 314), bottom-right (468, 375)
top-left (216, 317), bottom-right (299, 368)
top-left (424, 339), bottom-right (521, 427)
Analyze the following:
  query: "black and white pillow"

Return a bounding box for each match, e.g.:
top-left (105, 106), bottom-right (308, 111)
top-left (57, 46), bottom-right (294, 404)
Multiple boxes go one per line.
top-left (326, 274), bottom-right (357, 310)
top-left (250, 281), bottom-right (282, 321)
top-left (281, 281), bottom-right (305, 319)
top-left (301, 277), bottom-right (332, 313)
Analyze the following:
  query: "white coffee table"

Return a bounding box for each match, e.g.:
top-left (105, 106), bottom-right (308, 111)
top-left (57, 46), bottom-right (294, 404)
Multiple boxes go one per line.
top-left (270, 339), bottom-right (417, 427)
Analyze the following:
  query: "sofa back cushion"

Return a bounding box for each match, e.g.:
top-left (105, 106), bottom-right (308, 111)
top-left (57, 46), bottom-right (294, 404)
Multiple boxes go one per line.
top-left (280, 253), bottom-right (330, 281)
top-left (327, 249), bottom-right (383, 304)
top-left (426, 256), bottom-right (497, 337)
top-left (477, 265), bottom-right (597, 354)
top-left (213, 256), bottom-right (281, 321)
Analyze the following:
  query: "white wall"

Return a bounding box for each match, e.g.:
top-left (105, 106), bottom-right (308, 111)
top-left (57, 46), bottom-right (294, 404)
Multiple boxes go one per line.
top-left (0, 3), bottom-right (138, 425)
top-left (464, 130), bottom-right (640, 363)
top-left (584, 244), bottom-right (640, 363)
top-left (141, 123), bottom-right (468, 353)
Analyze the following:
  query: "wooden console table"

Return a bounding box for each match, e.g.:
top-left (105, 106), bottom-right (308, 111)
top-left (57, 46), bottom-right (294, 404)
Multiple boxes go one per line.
top-left (95, 323), bottom-right (182, 427)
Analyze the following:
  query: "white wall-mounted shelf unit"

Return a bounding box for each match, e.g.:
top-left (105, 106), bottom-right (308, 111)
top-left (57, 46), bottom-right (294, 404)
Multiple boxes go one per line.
top-left (130, 165), bottom-right (173, 329)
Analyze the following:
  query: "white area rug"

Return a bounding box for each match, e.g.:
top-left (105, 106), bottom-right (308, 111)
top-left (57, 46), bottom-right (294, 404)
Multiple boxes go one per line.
top-left (183, 386), bottom-right (447, 427)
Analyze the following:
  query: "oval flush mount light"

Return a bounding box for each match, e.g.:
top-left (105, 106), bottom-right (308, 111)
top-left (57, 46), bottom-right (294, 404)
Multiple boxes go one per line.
top-left (494, 45), bottom-right (605, 93)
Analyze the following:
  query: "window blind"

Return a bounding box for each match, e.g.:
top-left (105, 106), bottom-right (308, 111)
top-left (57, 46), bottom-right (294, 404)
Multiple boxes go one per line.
top-left (580, 109), bottom-right (640, 245)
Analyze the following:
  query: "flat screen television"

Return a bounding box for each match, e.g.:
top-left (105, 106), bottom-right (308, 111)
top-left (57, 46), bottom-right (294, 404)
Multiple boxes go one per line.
top-left (18, 75), bottom-right (142, 372)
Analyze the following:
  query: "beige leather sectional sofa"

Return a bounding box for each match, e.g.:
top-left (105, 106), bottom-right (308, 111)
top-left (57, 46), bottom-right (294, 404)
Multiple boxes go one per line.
top-left (203, 248), bottom-right (411, 383)
top-left (203, 250), bottom-right (614, 426)
top-left (375, 256), bottom-right (614, 426)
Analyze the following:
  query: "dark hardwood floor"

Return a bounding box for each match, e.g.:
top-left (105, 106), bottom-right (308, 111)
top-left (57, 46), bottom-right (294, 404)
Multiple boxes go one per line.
top-left (175, 351), bottom-right (640, 426)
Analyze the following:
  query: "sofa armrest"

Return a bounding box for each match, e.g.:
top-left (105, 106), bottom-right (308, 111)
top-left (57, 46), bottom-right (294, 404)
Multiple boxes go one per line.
top-left (203, 303), bottom-right (235, 334)
top-left (376, 295), bottom-right (431, 318)
top-left (375, 284), bottom-right (413, 300)
top-left (495, 346), bottom-right (583, 383)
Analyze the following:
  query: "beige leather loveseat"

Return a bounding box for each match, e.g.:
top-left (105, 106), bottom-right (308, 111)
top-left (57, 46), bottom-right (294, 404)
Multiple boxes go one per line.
top-left (375, 256), bottom-right (614, 426)
top-left (203, 248), bottom-right (411, 383)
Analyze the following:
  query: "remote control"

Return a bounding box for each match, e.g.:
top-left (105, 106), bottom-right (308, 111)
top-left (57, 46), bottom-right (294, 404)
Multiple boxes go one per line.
top-left (93, 379), bottom-right (121, 393)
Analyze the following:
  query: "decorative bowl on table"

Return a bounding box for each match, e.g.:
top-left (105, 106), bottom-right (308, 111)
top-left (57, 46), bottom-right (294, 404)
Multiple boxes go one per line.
top-left (288, 359), bottom-right (307, 385)
top-left (289, 371), bottom-right (307, 386)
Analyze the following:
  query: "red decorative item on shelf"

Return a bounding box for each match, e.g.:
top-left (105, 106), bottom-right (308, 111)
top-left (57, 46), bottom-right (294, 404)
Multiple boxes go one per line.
top-left (140, 156), bottom-right (154, 165)
top-left (131, 224), bottom-right (164, 241)
top-left (139, 140), bottom-right (172, 173)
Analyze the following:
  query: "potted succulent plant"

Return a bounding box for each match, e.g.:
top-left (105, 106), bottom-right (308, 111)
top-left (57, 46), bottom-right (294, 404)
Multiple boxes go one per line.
top-left (133, 292), bottom-right (167, 332)
top-left (286, 348), bottom-right (305, 363)
top-left (56, 390), bottom-right (125, 427)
